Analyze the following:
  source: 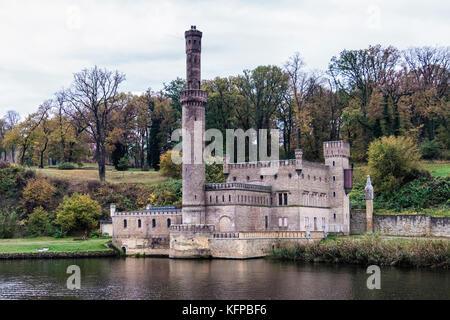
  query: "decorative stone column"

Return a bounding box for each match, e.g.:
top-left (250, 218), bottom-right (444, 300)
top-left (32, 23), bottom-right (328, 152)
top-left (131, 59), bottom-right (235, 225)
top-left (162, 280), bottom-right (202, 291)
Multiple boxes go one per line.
top-left (364, 175), bottom-right (374, 233)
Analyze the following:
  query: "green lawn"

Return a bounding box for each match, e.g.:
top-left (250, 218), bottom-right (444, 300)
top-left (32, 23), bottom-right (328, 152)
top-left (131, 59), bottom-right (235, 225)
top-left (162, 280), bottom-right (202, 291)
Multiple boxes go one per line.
top-left (422, 161), bottom-right (450, 177)
top-left (0, 237), bottom-right (111, 253)
top-left (34, 163), bottom-right (166, 185)
top-left (352, 160), bottom-right (449, 185)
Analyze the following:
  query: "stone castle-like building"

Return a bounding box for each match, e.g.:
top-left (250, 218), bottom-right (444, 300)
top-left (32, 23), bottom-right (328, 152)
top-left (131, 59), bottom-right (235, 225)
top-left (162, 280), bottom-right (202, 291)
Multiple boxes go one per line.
top-left (111, 26), bottom-right (353, 258)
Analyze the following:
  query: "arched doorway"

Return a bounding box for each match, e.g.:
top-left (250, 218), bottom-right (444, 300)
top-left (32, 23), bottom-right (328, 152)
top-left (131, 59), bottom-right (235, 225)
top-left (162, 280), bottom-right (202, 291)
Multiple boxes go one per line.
top-left (219, 216), bottom-right (232, 232)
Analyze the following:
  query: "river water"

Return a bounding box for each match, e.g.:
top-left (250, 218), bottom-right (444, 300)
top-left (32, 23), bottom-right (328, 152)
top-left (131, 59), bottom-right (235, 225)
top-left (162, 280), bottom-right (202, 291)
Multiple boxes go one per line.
top-left (0, 258), bottom-right (448, 300)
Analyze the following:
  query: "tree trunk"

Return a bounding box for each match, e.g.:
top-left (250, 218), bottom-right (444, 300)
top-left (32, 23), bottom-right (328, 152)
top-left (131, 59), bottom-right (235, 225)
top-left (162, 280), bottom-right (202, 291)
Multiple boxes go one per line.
top-left (97, 143), bottom-right (106, 182)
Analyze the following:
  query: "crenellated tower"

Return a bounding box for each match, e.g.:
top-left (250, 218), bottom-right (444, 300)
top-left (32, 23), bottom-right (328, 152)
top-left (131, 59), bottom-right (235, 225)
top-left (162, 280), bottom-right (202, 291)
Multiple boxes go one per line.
top-left (180, 26), bottom-right (207, 224)
top-left (324, 141), bottom-right (351, 234)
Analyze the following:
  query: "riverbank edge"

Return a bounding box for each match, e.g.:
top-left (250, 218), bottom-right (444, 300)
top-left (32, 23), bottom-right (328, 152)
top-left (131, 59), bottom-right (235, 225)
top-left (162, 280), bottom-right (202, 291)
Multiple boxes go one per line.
top-left (268, 236), bottom-right (450, 269)
top-left (0, 249), bottom-right (118, 260)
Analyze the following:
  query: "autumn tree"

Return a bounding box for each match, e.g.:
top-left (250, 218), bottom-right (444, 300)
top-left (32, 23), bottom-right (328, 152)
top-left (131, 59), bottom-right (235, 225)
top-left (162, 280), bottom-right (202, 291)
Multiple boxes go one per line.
top-left (64, 66), bottom-right (126, 182)
top-left (3, 110), bottom-right (20, 163)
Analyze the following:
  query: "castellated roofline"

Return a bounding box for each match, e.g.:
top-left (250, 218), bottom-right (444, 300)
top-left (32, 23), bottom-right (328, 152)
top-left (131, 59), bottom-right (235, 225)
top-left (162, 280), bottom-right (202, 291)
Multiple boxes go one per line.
top-left (205, 182), bottom-right (272, 193)
top-left (180, 89), bottom-right (207, 104)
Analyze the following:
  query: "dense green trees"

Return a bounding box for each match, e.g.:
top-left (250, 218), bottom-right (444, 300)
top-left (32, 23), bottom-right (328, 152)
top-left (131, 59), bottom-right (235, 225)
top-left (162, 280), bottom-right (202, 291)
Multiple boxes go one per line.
top-left (368, 136), bottom-right (423, 193)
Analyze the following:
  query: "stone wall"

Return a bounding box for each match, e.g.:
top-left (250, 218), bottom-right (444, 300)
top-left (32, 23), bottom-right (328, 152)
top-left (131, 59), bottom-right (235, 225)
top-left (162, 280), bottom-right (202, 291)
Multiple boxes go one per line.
top-left (350, 210), bottom-right (366, 235)
top-left (375, 215), bottom-right (431, 237)
top-left (431, 217), bottom-right (450, 237)
top-left (170, 229), bottom-right (324, 259)
top-left (350, 211), bottom-right (450, 237)
top-left (169, 224), bottom-right (215, 258)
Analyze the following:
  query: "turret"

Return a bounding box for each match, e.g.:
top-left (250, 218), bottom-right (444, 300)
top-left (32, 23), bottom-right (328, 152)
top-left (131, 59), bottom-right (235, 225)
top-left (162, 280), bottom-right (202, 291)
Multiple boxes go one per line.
top-left (181, 26), bottom-right (207, 224)
top-left (323, 141), bottom-right (351, 235)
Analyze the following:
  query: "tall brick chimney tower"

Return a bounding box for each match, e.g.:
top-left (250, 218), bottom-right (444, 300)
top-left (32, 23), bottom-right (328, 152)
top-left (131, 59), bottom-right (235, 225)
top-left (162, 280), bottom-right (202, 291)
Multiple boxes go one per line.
top-left (180, 26), bottom-right (207, 224)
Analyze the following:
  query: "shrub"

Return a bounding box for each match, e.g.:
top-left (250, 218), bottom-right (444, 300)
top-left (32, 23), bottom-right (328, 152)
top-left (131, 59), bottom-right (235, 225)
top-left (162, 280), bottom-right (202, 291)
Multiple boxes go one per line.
top-left (0, 166), bottom-right (35, 199)
top-left (89, 229), bottom-right (101, 238)
top-left (22, 178), bottom-right (57, 213)
top-left (55, 193), bottom-right (102, 235)
top-left (116, 157), bottom-right (130, 171)
top-left (419, 139), bottom-right (442, 159)
top-left (206, 161), bottom-right (226, 183)
top-left (0, 210), bottom-right (20, 239)
top-left (368, 136), bottom-right (422, 194)
top-left (160, 150), bottom-right (182, 178)
top-left (58, 162), bottom-right (77, 170)
top-left (148, 179), bottom-right (182, 207)
top-left (0, 161), bottom-right (10, 169)
top-left (379, 176), bottom-right (450, 210)
top-left (26, 206), bottom-right (53, 237)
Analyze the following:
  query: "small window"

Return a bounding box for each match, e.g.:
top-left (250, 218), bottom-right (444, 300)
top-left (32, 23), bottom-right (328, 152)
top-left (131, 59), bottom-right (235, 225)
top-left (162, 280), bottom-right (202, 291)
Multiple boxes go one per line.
top-left (283, 217), bottom-right (288, 227)
top-left (260, 175), bottom-right (264, 180)
top-left (333, 213), bottom-right (336, 220)
top-left (278, 217), bottom-right (283, 227)
top-left (333, 161), bottom-right (336, 166)
top-left (194, 195), bottom-right (197, 200)
top-left (216, 196), bottom-right (218, 203)
top-left (222, 195), bottom-right (225, 202)
top-left (246, 176), bottom-right (250, 181)
top-left (167, 218), bottom-right (171, 228)
top-left (152, 219), bottom-right (156, 228)
top-left (333, 192), bottom-right (336, 197)
top-left (265, 216), bottom-right (269, 229)
top-left (284, 193), bottom-right (288, 206)
top-left (333, 176), bottom-right (336, 181)
top-left (138, 219), bottom-right (142, 228)
top-left (123, 219), bottom-right (127, 228)
top-left (274, 174), bottom-right (278, 180)
top-left (233, 177), bottom-right (237, 181)
top-left (278, 193), bottom-right (283, 206)
top-left (229, 195), bottom-right (231, 202)
top-left (288, 173), bottom-right (292, 179)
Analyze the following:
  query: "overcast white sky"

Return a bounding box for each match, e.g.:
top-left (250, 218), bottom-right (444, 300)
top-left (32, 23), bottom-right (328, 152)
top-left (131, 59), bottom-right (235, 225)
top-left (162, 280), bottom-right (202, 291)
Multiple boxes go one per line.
top-left (1, 0), bottom-right (449, 118)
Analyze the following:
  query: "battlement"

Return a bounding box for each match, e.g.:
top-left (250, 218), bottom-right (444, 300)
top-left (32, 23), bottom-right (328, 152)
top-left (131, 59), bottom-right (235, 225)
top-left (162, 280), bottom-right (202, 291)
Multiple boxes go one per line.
top-left (180, 89), bottom-right (207, 104)
top-left (226, 159), bottom-right (327, 170)
top-left (170, 224), bottom-right (215, 233)
top-left (323, 140), bottom-right (350, 158)
top-left (185, 27), bottom-right (202, 53)
top-left (113, 207), bottom-right (181, 217)
top-left (205, 182), bottom-right (272, 193)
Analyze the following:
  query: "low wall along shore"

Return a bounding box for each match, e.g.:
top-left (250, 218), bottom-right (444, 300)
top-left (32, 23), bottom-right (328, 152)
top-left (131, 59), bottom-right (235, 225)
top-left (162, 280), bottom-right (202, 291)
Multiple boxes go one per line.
top-left (350, 210), bottom-right (450, 237)
top-left (169, 226), bottom-right (324, 259)
top-left (0, 250), bottom-right (117, 260)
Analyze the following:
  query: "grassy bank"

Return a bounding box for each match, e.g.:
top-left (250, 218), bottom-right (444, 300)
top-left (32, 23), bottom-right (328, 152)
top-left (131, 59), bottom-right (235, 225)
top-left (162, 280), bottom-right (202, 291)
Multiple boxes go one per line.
top-left (34, 163), bottom-right (166, 185)
top-left (271, 234), bottom-right (450, 268)
top-left (0, 237), bottom-right (111, 254)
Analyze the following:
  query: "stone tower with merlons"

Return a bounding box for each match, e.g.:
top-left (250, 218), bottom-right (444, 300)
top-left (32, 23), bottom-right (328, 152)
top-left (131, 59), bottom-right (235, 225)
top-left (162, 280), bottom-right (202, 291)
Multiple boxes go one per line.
top-left (180, 26), bottom-right (207, 224)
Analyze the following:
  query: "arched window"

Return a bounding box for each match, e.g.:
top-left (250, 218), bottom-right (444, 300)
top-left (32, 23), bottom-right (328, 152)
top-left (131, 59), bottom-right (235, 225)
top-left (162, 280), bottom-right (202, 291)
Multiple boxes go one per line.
top-left (152, 219), bottom-right (156, 228)
top-left (333, 161), bottom-right (336, 166)
top-left (167, 218), bottom-right (171, 228)
top-left (138, 219), bottom-right (142, 228)
top-left (123, 219), bottom-right (127, 228)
